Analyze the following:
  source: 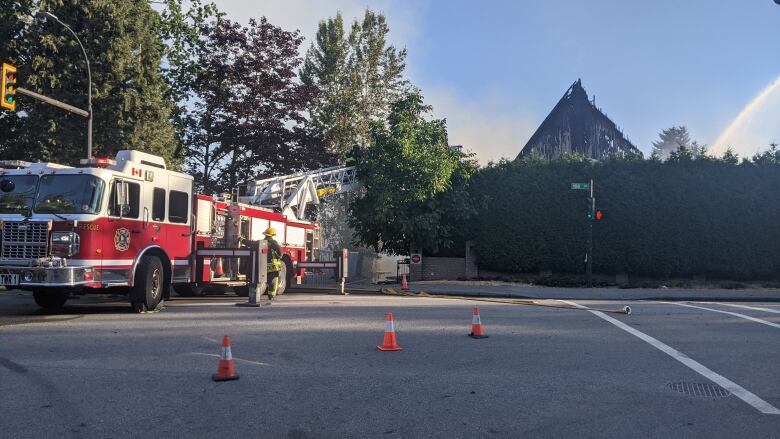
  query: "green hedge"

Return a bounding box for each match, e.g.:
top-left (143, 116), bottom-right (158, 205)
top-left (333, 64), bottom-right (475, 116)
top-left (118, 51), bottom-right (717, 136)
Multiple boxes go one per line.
top-left (469, 156), bottom-right (780, 280)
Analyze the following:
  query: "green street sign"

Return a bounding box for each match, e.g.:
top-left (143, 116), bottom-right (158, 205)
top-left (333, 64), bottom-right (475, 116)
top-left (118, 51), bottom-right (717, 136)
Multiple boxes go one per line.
top-left (571, 182), bottom-right (590, 190)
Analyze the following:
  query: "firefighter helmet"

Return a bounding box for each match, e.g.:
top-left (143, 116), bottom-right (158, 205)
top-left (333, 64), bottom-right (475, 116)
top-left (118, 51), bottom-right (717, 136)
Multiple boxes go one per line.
top-left (263, 227), bottom-right (276, 237)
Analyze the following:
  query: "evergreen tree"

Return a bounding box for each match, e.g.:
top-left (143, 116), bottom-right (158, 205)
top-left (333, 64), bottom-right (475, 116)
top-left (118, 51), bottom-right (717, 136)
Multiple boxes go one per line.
top-left (0, 0), bottom-right (178, 167)
top-left (302, 9), bottom-right (409, 159)
top-left (651, 126), bottom-right (691, 160)
top-left (752, 142), bottom-right (780, 165)
top-left (300, 13), bottom-right (355, 158)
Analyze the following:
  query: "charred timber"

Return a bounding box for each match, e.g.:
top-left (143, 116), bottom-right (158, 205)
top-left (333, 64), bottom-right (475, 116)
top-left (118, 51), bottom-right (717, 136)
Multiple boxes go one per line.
top-left (517, 79), bottom-right (638, 160)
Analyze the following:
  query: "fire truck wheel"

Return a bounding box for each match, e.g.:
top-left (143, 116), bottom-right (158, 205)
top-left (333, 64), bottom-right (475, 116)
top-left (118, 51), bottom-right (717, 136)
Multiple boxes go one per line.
top-left (131, 256), bottom-right (164, 313)
top-left (32, 289), bottom-right (70, 310)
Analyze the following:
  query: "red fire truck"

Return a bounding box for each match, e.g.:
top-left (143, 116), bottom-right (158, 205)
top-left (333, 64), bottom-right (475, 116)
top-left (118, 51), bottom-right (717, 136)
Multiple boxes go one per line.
top-left (0, 150), bottom-right (357, 312)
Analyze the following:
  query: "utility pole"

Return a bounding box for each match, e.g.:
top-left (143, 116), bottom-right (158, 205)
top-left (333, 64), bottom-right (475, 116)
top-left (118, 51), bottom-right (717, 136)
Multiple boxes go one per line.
top-left (586, 178), bottom-right (594, 288)
top-left (36, 11), bottom-right (93, 159)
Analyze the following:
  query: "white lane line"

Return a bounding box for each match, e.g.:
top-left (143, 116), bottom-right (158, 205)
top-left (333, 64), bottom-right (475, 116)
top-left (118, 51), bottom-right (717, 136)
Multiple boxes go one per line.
top-left (665, 302), bottom-right (780, 330)
top-left (559, 300), bottom-right (780, 415)
top-left (699, 302), bottom-right (780, 315)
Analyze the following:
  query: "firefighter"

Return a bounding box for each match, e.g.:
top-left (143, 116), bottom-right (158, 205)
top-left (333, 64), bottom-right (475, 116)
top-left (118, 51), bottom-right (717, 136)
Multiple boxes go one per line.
top-left (264, 227), bottom-right (283, 299)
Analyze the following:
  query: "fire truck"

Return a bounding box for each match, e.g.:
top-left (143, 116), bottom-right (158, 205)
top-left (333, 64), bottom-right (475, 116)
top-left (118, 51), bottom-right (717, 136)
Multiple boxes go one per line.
top-left (0, 150), bottom-right (357, 312)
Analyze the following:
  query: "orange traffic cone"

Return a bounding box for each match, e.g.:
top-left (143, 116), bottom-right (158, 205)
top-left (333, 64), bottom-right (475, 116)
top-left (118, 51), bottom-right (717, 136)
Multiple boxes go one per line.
top-left (214, 257), bottom-right (225, 278)
top-left (212, 335), bottom-right (239, 381)
top-left (401, 273), bottom-right (410, 291)
top-left (469, 306), bottom-right (489, 339)
top-left (377, 313), bottom-right (403, 351)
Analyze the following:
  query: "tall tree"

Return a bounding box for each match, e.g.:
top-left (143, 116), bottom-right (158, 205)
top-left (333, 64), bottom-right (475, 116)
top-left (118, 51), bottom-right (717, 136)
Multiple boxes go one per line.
top-left (0, 0), bottom-right (178, 166)
top-left (301, 9), bottom-right (409, 159)
top-left (158, 0), bottom-right (223, 165)
top-left (651, 125), bottom-right (707, 161)
top-left (160, 3), bottom-right (326, 193)
top-left (350, 91), bottom-right (462, 254)
top-left (211, 18), bottom-right (323, 191)
top-left (300, 13), bottom-right (355, 158)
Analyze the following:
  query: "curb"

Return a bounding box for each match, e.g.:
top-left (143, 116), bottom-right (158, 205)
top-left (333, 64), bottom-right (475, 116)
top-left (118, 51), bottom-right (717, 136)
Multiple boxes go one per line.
top-left (412, 290), bottom-right (780, 303)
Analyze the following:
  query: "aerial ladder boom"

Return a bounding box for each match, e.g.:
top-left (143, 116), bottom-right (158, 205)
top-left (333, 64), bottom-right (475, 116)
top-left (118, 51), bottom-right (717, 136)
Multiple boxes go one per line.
top-left (239, 165), bottom-right (359, 221)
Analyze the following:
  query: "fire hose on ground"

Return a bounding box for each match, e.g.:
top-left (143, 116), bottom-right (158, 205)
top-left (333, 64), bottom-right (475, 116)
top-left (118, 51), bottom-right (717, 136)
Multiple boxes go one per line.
top-left (379, 288), bottom-right (632, 315)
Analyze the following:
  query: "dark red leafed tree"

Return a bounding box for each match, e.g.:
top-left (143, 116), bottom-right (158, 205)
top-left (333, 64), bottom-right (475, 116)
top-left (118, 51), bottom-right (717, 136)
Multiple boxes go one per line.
top-left (169, 13), bottom-right (328, 193)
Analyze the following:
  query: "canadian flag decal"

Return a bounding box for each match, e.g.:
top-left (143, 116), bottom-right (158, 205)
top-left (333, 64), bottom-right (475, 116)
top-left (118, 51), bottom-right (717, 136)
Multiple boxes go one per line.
top-left (132, 168), bottom-right (142, 177)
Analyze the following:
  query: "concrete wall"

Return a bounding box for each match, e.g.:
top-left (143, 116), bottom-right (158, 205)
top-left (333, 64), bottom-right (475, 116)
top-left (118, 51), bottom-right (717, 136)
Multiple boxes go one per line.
top-left (409, 241), bottom-right (479, 281)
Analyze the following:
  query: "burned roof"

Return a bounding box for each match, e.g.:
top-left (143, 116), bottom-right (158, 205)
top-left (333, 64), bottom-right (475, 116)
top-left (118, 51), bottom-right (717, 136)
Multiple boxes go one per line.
top-left (517, 79), bottom-right (638, 160)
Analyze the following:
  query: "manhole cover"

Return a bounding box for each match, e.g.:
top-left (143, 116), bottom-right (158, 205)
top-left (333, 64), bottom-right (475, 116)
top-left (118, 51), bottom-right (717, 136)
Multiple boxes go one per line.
top-left (667, 382), bottom-right (731, 398)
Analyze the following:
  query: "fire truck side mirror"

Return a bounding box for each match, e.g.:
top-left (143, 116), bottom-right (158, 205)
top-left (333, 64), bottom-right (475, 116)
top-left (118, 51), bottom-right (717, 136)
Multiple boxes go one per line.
top-left (115, 181), bottom-right (130, 217)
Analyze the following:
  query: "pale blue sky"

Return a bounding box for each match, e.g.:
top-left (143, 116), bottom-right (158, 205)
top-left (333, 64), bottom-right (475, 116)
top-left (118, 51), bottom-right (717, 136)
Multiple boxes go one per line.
top-left (218, 0), bottom-right (780, 162)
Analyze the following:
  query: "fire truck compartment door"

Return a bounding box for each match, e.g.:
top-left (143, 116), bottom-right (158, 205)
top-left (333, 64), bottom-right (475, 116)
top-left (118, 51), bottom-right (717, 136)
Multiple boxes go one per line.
top-left (251, 218), bottom-right (269, 241)
top-left (168, 175), bottom-right (193, 282)
top-left (196, 199), bottom-right (213, 236)
top-left (286, 226), bottom-right (305, 247)
top-left (270, 220), bottom-right (286, 243)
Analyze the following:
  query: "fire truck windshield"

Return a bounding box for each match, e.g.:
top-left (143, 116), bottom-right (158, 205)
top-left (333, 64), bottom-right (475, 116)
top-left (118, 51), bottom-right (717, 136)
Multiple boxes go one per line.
top-left (34, 175), bottom-right (105, 215)
top-left (0, 175), bottom-right (38, 214)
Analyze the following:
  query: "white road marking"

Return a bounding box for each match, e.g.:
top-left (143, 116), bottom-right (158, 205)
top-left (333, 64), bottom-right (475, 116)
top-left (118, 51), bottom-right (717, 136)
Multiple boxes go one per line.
top-left (559, 300), bottom-right (780, 415)
top-left (665, 302), bottom-right (780, 330)
top-left (699, 302), bottom-right (780, 315)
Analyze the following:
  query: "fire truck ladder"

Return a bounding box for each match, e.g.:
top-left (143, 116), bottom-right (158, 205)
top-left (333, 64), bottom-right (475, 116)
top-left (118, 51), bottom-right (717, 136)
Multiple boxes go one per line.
top-left (241, 165), bottom-right (359, 221)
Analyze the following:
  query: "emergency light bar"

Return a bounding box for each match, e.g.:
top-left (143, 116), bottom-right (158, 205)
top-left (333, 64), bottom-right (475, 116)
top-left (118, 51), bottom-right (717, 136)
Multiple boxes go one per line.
top-left (0, 160), bottom-right (31, 169)
top-left (79, 157), bottom-right (116, 168)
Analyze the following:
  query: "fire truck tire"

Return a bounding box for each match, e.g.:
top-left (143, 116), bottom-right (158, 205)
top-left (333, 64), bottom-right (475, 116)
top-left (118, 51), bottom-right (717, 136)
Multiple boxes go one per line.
top-left (173, 283), bottom-right (205, 297)
top-left (32, 289), bottom-right (70, 310)
top-left (130, 256), bottom-right (164, 313)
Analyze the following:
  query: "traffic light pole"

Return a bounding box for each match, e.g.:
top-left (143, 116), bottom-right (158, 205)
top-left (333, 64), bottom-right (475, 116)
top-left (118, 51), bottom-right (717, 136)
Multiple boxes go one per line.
top-left (16, 87), bottom-right (89, 117)
top-left (587, 178), bottom-right (594, 288)
top-left (36, 12), bottom-right (92, 159)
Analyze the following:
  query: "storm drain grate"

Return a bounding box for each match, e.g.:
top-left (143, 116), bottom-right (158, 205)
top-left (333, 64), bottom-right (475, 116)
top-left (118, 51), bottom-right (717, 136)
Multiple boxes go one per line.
top-left (667, 382), bottom-right (731, 398)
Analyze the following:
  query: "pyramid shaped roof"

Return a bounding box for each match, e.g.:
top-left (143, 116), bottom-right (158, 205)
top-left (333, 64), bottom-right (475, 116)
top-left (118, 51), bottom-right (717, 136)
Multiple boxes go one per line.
top-left (517, 79), bottom-right (638, 160)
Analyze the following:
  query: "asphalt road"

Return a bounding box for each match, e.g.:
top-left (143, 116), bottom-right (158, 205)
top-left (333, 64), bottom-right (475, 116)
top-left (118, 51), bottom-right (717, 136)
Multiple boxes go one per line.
top-left (1, 290), bottom-right (779, 438)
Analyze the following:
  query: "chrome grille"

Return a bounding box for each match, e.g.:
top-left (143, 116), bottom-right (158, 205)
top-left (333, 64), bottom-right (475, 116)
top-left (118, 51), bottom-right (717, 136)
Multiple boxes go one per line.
top-left (1, 221), bottom-right (50, 261)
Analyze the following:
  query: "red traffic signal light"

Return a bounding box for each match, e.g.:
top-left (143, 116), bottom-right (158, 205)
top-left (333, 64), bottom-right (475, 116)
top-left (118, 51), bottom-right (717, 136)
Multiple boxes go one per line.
top-left (595, 210), bottom-right (604, 221)
top-left (1, 63), bottom-right (17, 111)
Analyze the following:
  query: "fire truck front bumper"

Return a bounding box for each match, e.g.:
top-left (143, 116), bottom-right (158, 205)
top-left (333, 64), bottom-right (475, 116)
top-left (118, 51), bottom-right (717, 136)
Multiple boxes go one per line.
top-left (0, 265), bottom-right (96, 288)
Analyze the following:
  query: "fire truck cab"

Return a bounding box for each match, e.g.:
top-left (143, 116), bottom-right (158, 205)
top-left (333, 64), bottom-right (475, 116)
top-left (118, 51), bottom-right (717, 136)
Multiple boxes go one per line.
top-left (0, 150), bottom-right (318, 312)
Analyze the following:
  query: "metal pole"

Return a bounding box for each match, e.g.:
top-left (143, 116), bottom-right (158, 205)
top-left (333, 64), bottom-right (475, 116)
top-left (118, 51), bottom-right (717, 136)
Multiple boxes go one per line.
top-left (37, 12), bottom-right (93, 159)
top-left (16, 87), bottom-right (88, 117)
top-left (237, 240), bottom-right (267, 307)
top-left (587, 178), bottom-right (594, 288)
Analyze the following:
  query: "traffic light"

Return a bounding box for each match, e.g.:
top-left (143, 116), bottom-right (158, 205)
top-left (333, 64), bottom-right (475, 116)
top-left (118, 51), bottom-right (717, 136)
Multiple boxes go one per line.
top-left (1, 63), bottom-right (17, 111)
top-left (587, 210), bottom-right (605, 221)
